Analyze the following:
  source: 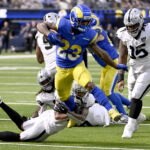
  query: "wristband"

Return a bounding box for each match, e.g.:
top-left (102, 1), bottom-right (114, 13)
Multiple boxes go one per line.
top-left (117, 73), bottom-right (124, 83)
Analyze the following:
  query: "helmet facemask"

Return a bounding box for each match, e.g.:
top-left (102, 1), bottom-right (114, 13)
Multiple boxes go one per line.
top-left (37, 69), bottom-right (53, 91)
top-left (70, 4), bottom-right (92, 32)
top-left (124, 8), bottom-right (144, 38)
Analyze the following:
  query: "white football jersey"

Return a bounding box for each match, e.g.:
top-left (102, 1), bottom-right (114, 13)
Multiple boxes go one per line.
top-left (117, 23), bottom-right (150, 73)
top-left (36, 31), bottom-right (56, 74)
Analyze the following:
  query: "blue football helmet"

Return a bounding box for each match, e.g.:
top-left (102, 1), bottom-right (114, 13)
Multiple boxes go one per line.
top-left (70, 4), bottom-right (92, 32)
top-left (90, 13), bottom-right (100, 26)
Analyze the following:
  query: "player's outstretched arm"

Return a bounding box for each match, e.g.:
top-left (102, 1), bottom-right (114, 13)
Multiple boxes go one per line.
top-left (37, 22), bottom-right (57, 36)
top-left (118, 40), bottom-right (128, 92)
top-left (89, 42), bottom-right (128, 71)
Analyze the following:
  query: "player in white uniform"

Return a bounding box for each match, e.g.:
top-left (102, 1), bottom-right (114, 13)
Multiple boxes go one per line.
top-left (70, 82), bottom-right (110, 127)
top-left (35, 12), bottom-right (58, 76)
top-left (0, 97), bottom-right (87, 142)
top-left (117, 8), bottom-right (147, 138)
top-left (33, 12), bottom-right (58, 117)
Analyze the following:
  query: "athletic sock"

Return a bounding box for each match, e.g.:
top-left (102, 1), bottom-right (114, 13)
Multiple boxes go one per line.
top-left (108, 93), bottom-right (127, 115)
top-left (0, 102), bottom-right (24, 130)
top-left (115, 93), bottom-right (131, 106)
top-left (64, 95), bottom-right (76, 111)
top-left (129, 98), bottom-right (142, 119)
top-left (90, 86), bottom-right (112, 111)
top-left (0, 131), bottom-right (20, 141)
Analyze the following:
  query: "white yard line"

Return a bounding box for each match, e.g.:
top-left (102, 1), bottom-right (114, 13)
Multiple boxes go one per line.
top-left (0, 142), bottom-right (147, 150)
top-left (0, 83), bottom-right (38, 85)
top-left (0, 91), bottom-right (36, 94)
top-left (0, 55), bottom-right (36, 59)
top-left (0, 67), bottom-right (41, 70)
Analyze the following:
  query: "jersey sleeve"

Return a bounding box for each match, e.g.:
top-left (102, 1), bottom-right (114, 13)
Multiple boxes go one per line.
top-left (56, 17), bottom-right (66, 33)
top-left (89, 29), bottom-right (98, 44)
top-left (116, 27), bottom-right (128, 46)
top-left (35, 31), bottom-right (41, 39)
top-left (92, 25), bottom-right (103, 35)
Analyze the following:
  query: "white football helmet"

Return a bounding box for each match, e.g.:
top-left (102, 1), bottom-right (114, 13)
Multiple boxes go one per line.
top-left (72, 82), bottom-right (88, 99)
top-left (37, 69), bottom-right (54, 91)
top-left (43, 12), bottom-right (58, 24)
top-left (124, 8), bottom-right (144, 37)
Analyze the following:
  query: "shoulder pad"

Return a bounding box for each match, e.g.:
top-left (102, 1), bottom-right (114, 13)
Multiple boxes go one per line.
top-left (35, 31), bottom-right (42, 39)
top-left (116, 27), bottom-right (126, 39)
top-left (92, 25), bottom-right (102, 35)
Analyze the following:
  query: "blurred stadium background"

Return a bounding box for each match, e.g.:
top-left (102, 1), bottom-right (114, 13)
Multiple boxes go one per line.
top-left (0, 0), bottom-right (150, 54)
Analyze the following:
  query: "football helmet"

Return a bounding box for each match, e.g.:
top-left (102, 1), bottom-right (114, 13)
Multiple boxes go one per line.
top-left (90, 13), bottom-right (100, 26)
top-left (37, 69), bottom-right (54, 91)
top-left (70, 4), bottom-right (92, 32)
top-left (124, 8), bottom-right (144, 37)
top-left (43, 12), bottom-right (58, 24)
top-left (73, 82), bottom-right (88, 99)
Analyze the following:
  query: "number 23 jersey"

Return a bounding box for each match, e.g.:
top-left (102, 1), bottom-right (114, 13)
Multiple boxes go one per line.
top-left (56, 17), bottom-right (98, 68)
top-left (117, 23), bottom-right (150, 71)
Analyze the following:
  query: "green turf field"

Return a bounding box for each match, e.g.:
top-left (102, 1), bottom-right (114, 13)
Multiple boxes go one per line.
top-left (0, 53), bottom-right (150, 150)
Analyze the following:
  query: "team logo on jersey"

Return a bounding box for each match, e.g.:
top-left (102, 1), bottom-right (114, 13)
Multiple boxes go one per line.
top-left (141, 37), bottom-right (146, 42)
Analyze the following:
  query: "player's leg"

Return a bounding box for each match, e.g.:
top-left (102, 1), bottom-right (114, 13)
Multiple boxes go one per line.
top-left (0, 131), bottom-right (20, 141)
top-left (101, 60), bottom-right (129, 117)
top-left (55, 65), bottom-right (75, 111)
top-left (0, 97), bottom-right (24, 130)
top-left (73, 62), bottom-right (121, 121)
top-left (122, 71), bottom-right (150, 138)
top-left (20, 119), bottom-right (49, 142)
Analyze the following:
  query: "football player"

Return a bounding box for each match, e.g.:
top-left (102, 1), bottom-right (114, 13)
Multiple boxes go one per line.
top-left (34, 12), bottom-right (58, 117)
top-left (0, 97), bottom-right (88, 142)
top-left (37, 4), bottom-right (128, 122)
top-left (89, 14), bottom-right (131, 123)
top-left (117, 8), bottom-right (147, 138)
top-left (71, 82), bottom-right (110, 127)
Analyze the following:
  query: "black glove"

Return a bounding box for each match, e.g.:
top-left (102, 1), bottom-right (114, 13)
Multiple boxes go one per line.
top-left (54, 102), bottom-right (68, 113)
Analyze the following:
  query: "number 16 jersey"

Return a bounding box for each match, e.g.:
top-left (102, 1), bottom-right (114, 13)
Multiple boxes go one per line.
top-left (117, 23), bottom-right (150, 73)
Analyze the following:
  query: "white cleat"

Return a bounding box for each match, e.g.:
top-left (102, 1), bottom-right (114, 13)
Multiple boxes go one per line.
top-left (134, 113), bottom-right (146, 132)
top-left (122, 123), bottom-right (135, 138)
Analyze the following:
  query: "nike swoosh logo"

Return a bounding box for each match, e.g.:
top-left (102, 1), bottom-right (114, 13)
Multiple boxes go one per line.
top-left (83, 38), bottom-right (90, 41)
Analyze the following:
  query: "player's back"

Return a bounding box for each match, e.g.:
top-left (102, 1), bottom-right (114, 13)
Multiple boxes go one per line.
top-left (56, 17), bottom-right (97, 68)
top-left (36, 31), bottom-right (56, 72)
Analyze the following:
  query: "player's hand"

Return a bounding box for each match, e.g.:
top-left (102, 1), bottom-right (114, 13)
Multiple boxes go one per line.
top-left (54, 102), bottom-right (68, 114)
top-left (118, 80), bottom-right (125, 92)
top-left (47, 32), bottom-right (64, 47)
top-left (116, 64), bottom-right (128, 72)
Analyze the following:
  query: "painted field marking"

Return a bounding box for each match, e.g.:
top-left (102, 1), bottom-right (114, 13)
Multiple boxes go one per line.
top-left (0, 142), bottom-right (147, 150)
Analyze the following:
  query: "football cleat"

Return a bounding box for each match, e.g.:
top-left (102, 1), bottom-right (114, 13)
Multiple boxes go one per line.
top-left (67, 119), bottom-right (76, 128)
top-left (134, 113), bottom-right (146, 132)
top-left (118, 115), bottom-right (128, 124)
top-left (122, 122), bottom-right (136, 138)
top-left (109, 109), bottom-right (121, 122)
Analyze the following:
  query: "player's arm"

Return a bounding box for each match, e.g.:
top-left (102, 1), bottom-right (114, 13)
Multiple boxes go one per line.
top-left (89, 41), bottom-right (117, 68)
top-left (37, 22), bottom-right (58, 36)
top-left (36, 42), bottom-right (44, 63)
top-left (117, 40), bottom-right (128, 92)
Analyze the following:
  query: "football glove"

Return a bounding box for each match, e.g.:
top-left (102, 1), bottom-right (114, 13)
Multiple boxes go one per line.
top-left (47, 32), bottom-right (64, 47)
top-left (116, 64), bottom-right (128, 72)
top-left (54, 102), bottom-right (68, 114)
